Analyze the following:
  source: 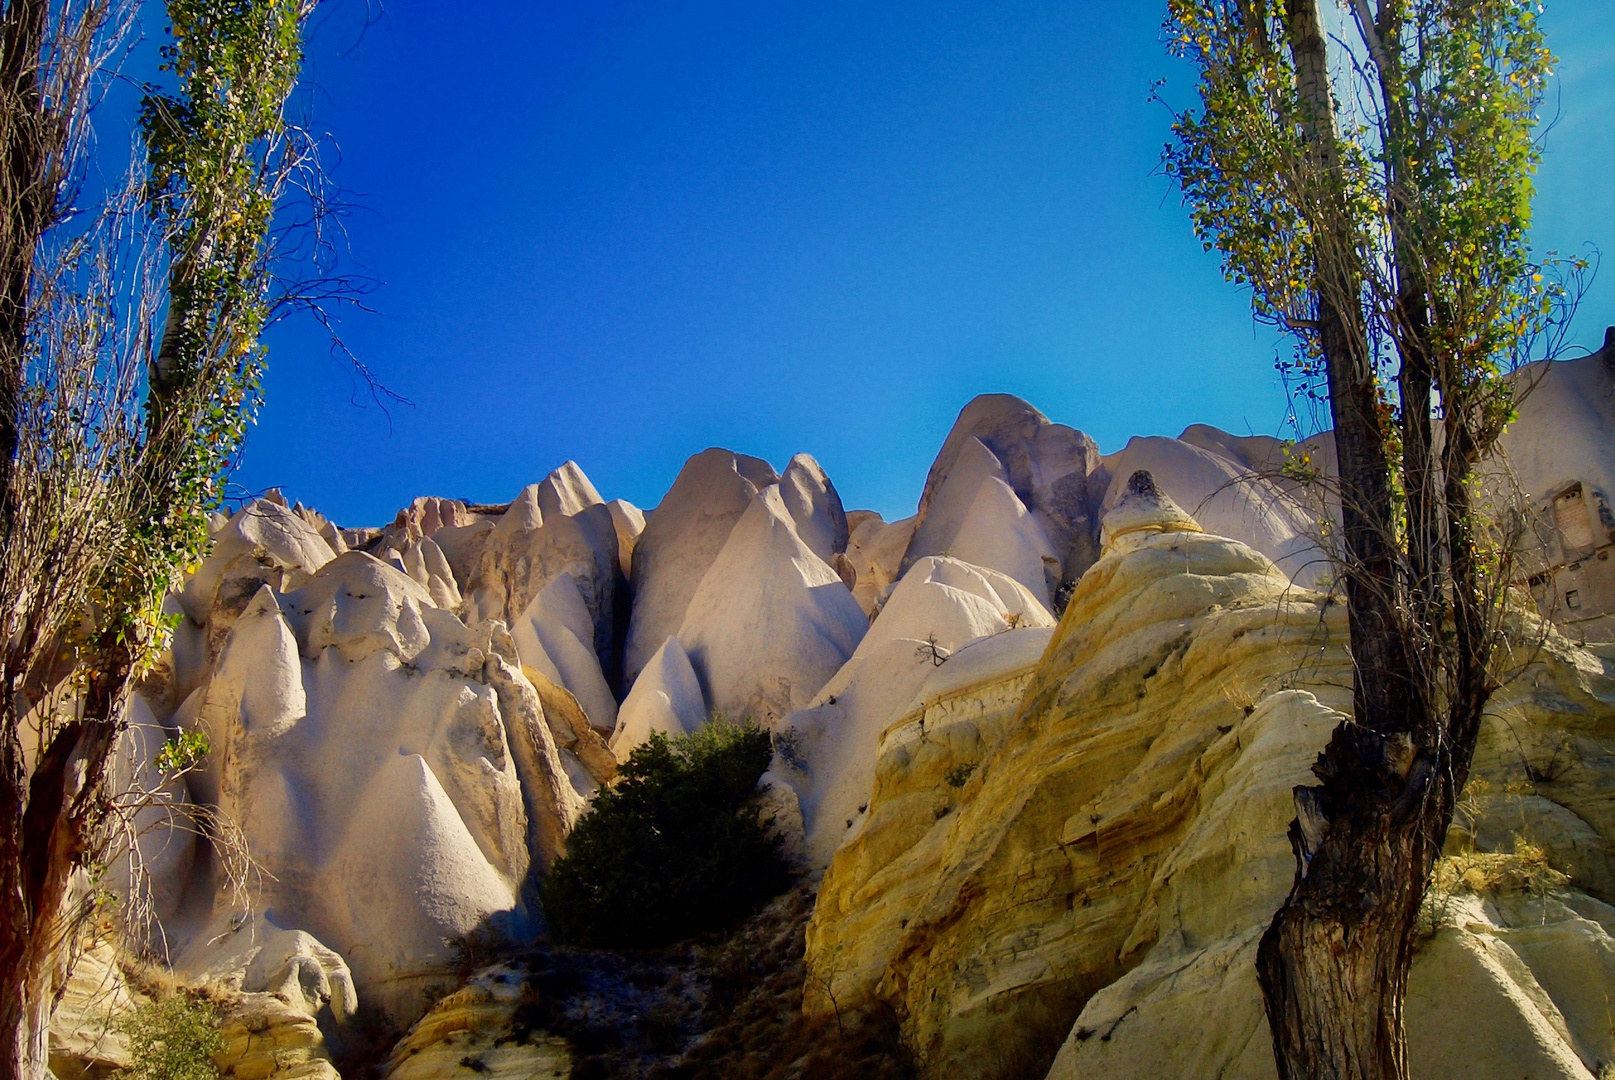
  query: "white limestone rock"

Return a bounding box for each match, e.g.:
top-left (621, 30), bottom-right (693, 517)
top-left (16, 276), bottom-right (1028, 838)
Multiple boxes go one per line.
top-left (778, 638), bottom-right (941, 868)
top-left (779, 452), bottom-right (850, 565)
top-left (1099, 435), bottom-right (1327, 586)
top-left (781, 626), bottom-right (1053, 868)
top-left (466, 464), bottom-right (622, 681)
top-left (511, 573), bottom-right (619, 734)
top-left (177, 909), bottom-right (358, 1023)
top-left (845, 513), bottom-right (919, 616)
top-left (624, 448), bottom-right (780, 685)
top-left (1099, 469), bottom-right (1203, 556)
top-left (536, 460), bottom-right (605, 520)
top-left (676, 484), bottom-right (868, 726)
top-left (432, 517), bottom-right (497, 593)
top-left (904, 437), bottom-right (1013, 569)
top-left (399, 535), bottom-right (463, 609)
top-left (381, 496), bottom-right (477, 553)
top-left (860, 555), bottom-right (1054, 662)
top-left (177, 499), bottom-right (339, 659)
top-left (1500, 351), bottom-right (1615, 506)
top-left (906, 395), bottom-right (1101, 590)
top-left (947, 473), bottom-right (1061, 609)
top-left (606, 499), bottom-right (647, 579)
top-left (106, 695), bottom-right (197, 927)
top-left (178, 551), bottom-right (582, 1023)
top-left (610, 635), bottom-right (708, 761)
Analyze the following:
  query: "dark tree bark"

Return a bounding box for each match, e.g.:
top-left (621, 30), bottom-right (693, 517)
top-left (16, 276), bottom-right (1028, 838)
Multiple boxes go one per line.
top-left (1252, 2), bottom-right (1484, 1079)
top-left (0, 637), bottom-right (130, 1080)
top-left (0, 0), bottom-right (52, 521)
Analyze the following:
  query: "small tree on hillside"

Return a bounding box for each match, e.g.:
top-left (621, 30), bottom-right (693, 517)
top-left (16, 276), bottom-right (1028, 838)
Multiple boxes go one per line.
top-left (542, 720), bottom-right (792, 949)
top-left (1161, 0), bottom-right (1588, 1077)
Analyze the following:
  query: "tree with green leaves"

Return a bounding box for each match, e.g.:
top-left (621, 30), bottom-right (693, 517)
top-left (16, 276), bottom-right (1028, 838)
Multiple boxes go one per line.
top-left (542, 721), bottom-right (793, 949)
top-left (1161, 0), bottom-right (1587, 1076)
top-left (0, 1), bottom-right (319, 1074)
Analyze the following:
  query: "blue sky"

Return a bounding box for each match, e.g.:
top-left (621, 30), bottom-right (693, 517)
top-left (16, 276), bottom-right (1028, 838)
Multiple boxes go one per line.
top-left (227, 0), bottom-right (1614, 525)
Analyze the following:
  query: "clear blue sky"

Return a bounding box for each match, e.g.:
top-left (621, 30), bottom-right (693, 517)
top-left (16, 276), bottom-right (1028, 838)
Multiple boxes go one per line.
top-left (230, 0), bottom-right (1614, 526)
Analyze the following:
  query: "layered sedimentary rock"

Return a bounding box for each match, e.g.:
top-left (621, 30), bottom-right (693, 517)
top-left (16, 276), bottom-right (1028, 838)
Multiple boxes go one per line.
top-left (48, 939), bottom-right (343, 1080)
top-left (805, 478), bottom-right (1615, 1080)
top-left (97, 358), bottom-right (1615, 1077)
top-left (383, 967), bottom-right (571, 1080)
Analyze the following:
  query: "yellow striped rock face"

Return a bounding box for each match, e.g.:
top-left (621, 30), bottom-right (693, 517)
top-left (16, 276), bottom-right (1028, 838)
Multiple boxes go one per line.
top-left (808, 523), bottom-right (1615, 1080)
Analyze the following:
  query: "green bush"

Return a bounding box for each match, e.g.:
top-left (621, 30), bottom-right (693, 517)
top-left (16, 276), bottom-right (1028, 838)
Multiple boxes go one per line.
top-left (542, 720), bottom-right (792, 948)
top-left (118, 993), bottom-right (224, 1080)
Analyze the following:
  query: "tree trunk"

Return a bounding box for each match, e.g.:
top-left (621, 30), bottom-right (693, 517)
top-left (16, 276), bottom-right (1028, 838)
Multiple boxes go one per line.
top-left (1257, 810), bottom-right (1429, 1079)
top-left (0, 640), bottom-right (130, 1080)
top-left (0, 722), bottom-right (90, 1080)
top-left (0, 916), bottom-right (59, 1080)
top-left (1256, 2), bottom-right (1436, 1078)
top-left (0, 0), bottom-right (51, 520)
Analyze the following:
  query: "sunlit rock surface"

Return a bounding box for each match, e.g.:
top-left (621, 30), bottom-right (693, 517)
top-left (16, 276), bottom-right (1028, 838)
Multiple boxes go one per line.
top-left (102, 356), bottom-right (1615, 1077)
top-left (806, 480), bottom-right (1615, 1080)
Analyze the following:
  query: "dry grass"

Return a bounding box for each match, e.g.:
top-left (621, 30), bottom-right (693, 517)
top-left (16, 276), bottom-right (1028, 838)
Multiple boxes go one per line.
top-left (1419, 834), bottom-right (1569, 937)
top-left (1429, 836), bottom-right (1567, 897)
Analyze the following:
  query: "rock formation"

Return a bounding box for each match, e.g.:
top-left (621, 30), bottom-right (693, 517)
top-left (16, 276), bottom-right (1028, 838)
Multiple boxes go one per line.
top-left (805, 473), bottom-right (1615, 1080)
top-left (80, 352), bottom-right (1615, 1078)
top-left (623, 449), bottom-right (779, 686)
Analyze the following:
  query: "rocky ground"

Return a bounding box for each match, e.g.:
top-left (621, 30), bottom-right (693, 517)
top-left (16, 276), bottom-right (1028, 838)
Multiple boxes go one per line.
top-left (364, 881), bottom-right (914, 1080)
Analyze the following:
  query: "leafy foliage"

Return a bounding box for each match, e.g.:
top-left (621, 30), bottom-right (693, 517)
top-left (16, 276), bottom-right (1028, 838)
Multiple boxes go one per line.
top-left (155, 730), bottom-right (210, 777)
top-left (542, 721), bottom-right (792, 949)
top-left (109, 0), bottom-right (314, 669)
top-left (117, 993), bottom-right (224, 1080)
top-left (1161, 0), bottom-right (1583, 431)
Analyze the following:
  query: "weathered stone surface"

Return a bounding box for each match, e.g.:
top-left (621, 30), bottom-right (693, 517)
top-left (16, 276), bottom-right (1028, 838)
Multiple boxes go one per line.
top-left (904, 395), bottom-right (1102, 595)
top-left (845, 512), bottom-right (918, 615)
top-left (861, 555), bottom-right (1053, 660)
top-left (624, 448), bottom-right (779, 686)
top-left (808, 496), bottom-right (1615, 1080)
top-left (214, 990), bottom-right (341, 1080)
top-left (49, 941), bottom-right (142, 1079)
top-left (466, 467), bottom-right (622, 678)
top-left (610, 635), bottom-right (708, 761)
top-left (177, 910), bottom-right (356, 1024)
top-left (1097, 435), bottom-right (1327, 586)
top-left (809, 520), bottom-right (1355, 1079)
top-left (785, 624), bottom-right (1052, 870)
top-left (676, 484), bottom-right (866, 726)
top-left (779, 452), bottom-right (850, 565)
top-left (177, 552), bottom-right (580, 1023)
top-left (512, 572), bottom-right (620, 735)
top-left (49, 941), bottom-right (341, 1080)
top-left (1499, 349), bottom-right (1615, 640)
top-left (383, 966), bottom-right (570, 1080)
top-left (605, 499), bottom-right (646, 579)
top-left (106, 695), bottom-right (197, 928)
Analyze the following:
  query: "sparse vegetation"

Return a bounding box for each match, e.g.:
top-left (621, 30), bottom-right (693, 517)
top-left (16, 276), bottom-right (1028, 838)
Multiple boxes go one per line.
top-left (541, 720), bottom-right (792, 948)
top-left (916, 633), bottom-right (950, 667)
top-left (117, 993), bottom-right (224, 1080)
top-left (1418, 835), bottom-right (1566, 937)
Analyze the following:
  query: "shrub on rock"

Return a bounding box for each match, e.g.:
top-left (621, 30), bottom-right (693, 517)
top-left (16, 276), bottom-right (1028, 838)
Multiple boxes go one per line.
top-left (542, 720), bottom-right (791, 948)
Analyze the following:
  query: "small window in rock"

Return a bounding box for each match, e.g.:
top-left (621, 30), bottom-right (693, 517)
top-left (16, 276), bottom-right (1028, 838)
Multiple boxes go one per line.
top-left (1566, 590), bottom-right (1582, 610)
